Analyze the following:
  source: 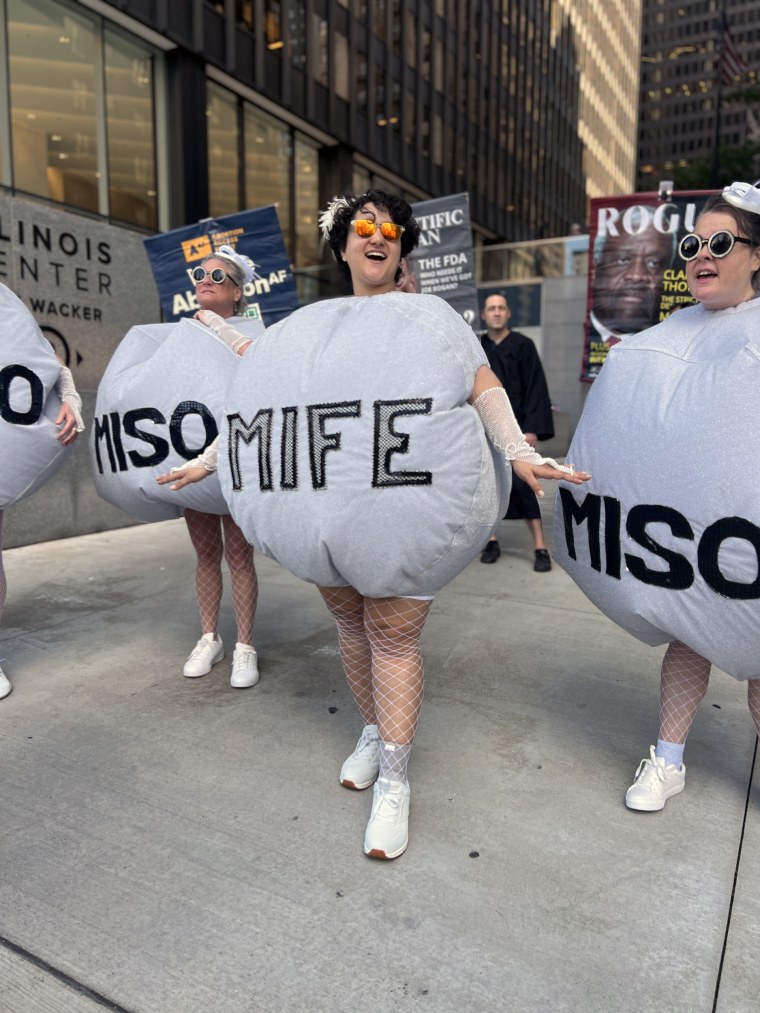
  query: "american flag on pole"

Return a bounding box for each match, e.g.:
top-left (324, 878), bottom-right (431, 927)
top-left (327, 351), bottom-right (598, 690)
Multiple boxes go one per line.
top-left (720, 21), bottom-right (749, 86)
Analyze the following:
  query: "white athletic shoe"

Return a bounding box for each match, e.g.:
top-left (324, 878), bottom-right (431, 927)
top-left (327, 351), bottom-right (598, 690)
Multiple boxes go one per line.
top-left (183, 633), bottom-right (224, 678)
top-left (0, 666), bottom-right (12, 700)
top-left (230, 643), bottom-right (259, 688)
top-left (625, 745), bottom-right (686, 811)
top-left (340, 725), bottom-right (381, 790)
top-left (364, 777), bottom-right (411, 859)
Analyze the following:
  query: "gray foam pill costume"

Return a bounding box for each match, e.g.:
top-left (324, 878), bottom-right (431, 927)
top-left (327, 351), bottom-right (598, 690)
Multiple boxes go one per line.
top-left (92, 316), bottom-right (263, 522)
top-left (220, 292), bottom-right (511, 598)
top-left (553, 298), bottom-right (760, 680)
top-left (0, 283), bottom-right (72, 509)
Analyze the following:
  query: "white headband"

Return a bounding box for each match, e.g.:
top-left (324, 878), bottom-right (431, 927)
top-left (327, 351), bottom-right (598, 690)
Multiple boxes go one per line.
top-left (214, 244), bottom-right (254, 284)
top-left (722, 181), bottom-right (760, 215)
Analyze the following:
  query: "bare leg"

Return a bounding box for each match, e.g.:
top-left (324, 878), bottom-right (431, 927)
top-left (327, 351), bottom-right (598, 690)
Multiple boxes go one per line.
top-left (319, 585), bottom-right (375, 726)
top-left (525, 517), bottom-right (546, 551)
top-left (221, 514), bottom-right (257, 645)
top-left (184, 509), bottom-right (224, 635)
top-left (659, 640), bottom-right (711, 744)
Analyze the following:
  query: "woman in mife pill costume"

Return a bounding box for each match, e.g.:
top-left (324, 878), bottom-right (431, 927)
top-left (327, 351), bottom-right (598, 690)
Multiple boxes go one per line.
top-left (553, 181), bottom-right (760, 812)
top-left (0, 282), bottom-right (84, 700)
top-left (165, 190), bottom-right (590, 859)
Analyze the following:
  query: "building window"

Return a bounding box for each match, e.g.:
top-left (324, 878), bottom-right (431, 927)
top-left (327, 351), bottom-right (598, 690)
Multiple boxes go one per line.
top-left (5, 0), bottom-right (160, 228)
top-left (208, 82), bottom-right (240, 217)
top-left (244, 102), bottom-right (292, 244)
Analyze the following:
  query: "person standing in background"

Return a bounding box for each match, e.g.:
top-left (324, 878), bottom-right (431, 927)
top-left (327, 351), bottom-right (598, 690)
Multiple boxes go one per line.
top-left (479, 293), bottom-right (554, 572)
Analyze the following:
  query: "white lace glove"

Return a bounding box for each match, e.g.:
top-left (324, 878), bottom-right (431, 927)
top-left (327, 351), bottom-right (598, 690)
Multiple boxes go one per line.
top-left (55, 366), bottom-right (85, 432)
top-left (195, 310), bottom-right (251, 356)
top-left (175, 437), bottom-right (219, 473)
top-left (472, 386), bottom-right (574, 475)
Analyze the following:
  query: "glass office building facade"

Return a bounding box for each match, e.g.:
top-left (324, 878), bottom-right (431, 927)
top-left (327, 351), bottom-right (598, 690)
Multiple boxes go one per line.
top-left (0, 0), bottom-right (642, 291)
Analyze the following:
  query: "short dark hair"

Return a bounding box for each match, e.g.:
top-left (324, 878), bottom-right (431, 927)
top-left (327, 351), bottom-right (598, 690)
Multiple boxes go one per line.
top-left (699, 193), bottom-right (760, 291)
top-left (325, 189), bottom-right (421, 284)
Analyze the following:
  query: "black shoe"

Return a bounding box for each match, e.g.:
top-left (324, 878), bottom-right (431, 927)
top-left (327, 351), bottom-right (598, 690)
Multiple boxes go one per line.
top-left (534, 549), bottom-right (552, 572)
top-left (481, 540), bottom-right (501, 564)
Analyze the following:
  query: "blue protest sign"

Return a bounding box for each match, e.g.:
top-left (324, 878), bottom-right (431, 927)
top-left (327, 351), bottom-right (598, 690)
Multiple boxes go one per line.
top-left (143, 205), bottom-right (298, 325)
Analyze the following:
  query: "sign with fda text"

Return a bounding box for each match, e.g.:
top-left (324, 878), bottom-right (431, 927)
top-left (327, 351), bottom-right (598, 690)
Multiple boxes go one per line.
top-left (144, 204), bottom-right (298, 326)
top-left (582, 190), bottom-right (712, 382)
top-left (408, 193), bottom-right (479, 328)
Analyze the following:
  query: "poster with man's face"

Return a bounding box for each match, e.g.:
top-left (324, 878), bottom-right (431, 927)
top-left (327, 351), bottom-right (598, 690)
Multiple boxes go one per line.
top-left (582, 191), bottom-right (712, 381)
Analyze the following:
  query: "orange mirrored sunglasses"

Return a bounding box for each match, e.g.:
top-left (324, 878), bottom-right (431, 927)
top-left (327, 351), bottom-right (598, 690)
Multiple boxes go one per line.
top-left (351, 219), bottom-right (405, 241)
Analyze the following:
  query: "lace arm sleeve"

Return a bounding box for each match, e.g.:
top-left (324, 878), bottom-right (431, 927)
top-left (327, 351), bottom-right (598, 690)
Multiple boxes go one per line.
top-left (195, 310), bottom-right (252, 356)
top-left (472, 386), bottom-right (573, 474)
top-left (55, 366), bottom-right (85, 432)
top-left (177, 437), bottom-right (219, 473)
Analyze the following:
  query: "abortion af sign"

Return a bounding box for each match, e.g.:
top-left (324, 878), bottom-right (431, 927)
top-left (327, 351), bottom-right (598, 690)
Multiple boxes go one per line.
top-left (582, 190), bottom-right (712, 381)
top-left (144, 205), bottom-right (298, 326)
top-left (408, 193), bottom-right (479, 328)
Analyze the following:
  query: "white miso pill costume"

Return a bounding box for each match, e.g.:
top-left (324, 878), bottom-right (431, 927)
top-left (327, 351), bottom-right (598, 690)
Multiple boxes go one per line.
top-left (0, 281), bottom-right (84, 702)
top-left (553, 296), bottom-right (760, 680)
top-left (92, 313), bottom-right (264, 522)
top-left (0, 282), bottom-right (82, 509)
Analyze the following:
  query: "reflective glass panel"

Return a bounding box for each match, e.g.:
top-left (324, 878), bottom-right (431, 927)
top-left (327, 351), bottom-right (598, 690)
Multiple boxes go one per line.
top-left (105, 29), bottom-right (157, 229)
top-left (8, 0), bottom-right (99, 211)
top-left (243, 103), bottom-right (291, 252)
top-left (208, 82), bottom-right (240, 217)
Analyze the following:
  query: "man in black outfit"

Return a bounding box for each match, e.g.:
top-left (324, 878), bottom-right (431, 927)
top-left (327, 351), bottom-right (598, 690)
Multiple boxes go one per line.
top-left (479, 293), bottom-right (554, 572)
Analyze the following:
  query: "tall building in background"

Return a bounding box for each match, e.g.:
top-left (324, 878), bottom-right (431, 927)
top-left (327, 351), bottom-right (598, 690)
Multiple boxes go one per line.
top-left (637, 0), bottom-right (760, 192)
top-left (0, 0), bottom-right (642, 298)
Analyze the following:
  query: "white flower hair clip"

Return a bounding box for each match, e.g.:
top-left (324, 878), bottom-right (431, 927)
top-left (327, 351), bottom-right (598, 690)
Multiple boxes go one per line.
top-left (722, 181), bottom-right (760, 215)
top-left (215, 244), bottom-right (255, 284)
top-left (318, 195), bottom-right (356, 240)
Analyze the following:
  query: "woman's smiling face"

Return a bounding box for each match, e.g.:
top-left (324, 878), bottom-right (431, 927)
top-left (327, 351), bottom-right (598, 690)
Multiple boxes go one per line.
top-left (686, 210), bottom-right (760, 311)
top-left (341, 202), bottom-right (403, 296)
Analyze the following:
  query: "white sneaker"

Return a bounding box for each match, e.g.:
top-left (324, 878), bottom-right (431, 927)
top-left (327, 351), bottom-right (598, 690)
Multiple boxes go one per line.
top-left (340, 725), bottom-right (381, 790)
top-left (625, 745), bottom-right (686, 811)
top-left (230, 643), bottom-right (259, 688)
top-left (183, 633), bottom-right (224, 678)
top-left (0, 667), bottom-right (12, 700)
top-left (364, 777), bottom-right (411, 859)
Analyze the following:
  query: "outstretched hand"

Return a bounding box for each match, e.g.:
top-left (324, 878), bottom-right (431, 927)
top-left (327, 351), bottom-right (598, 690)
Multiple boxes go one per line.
top-left (156, 466), bottom-right (210, 491)
top-left (55, 403), bottom-right (81, 445)
top-left (511, 460), bottom-right (591, 497)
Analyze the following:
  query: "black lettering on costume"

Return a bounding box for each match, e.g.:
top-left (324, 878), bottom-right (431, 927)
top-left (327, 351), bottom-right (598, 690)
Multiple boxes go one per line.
top-left (169, 400), bottom-right (218, 459)
top-left (307, 401), bottom-right (361, 490)
top-left (123, 408), bottom-right (169, 467)
top-left (0, 364), bottom-right (44, 425)
top-left (559, 488), bottom-right (602, 571)
top-left (604, 496), bottom-right (622, 579)
top-left (228, 410), bottom-right (274, 491)
top-left (625, 504), bottom-right (694, 590)
top-left (93, 412), bottom-right (128, 474)
top-left (280, 406), bottom-right (298, 490)
top-left (698, 517), bottom-right (760, 600)
top-left (372, 398), bottom-right (433, 487)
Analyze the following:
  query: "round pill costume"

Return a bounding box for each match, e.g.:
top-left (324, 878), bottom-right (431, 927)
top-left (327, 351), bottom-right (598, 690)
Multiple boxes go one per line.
top-left (92, 314), bottom-right (264, 522)
top-left (220, 291), bottom-right (511, 598)
top-left (553, 181), bottom-right (760, 811)
top-left (0, 281), bottom-right (84, 700)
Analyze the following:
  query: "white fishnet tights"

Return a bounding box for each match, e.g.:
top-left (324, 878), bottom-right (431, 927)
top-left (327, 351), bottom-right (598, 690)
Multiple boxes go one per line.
top-left (659, 640), bottom-right (760, 745)
top-left (318, 586), bottom-right (431, 746)
top-left (659, 640), bottom-right (712, 744)
top-left (184, 509), bottom-right (257, 644)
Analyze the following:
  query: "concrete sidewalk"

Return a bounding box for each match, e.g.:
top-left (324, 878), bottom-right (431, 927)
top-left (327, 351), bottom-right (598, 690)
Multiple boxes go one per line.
top-left (0, 497), bottom-right (758, 1013)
